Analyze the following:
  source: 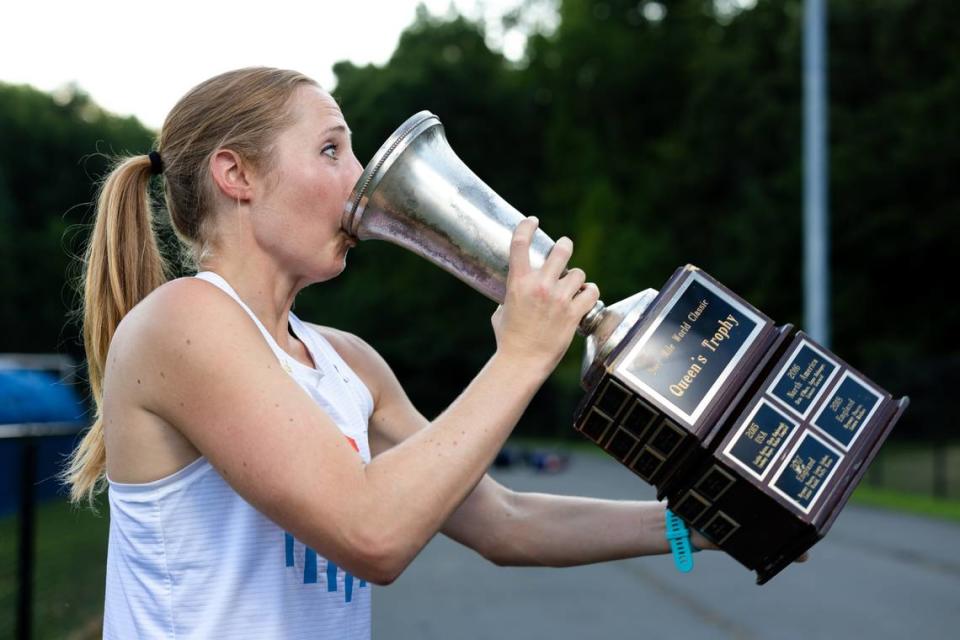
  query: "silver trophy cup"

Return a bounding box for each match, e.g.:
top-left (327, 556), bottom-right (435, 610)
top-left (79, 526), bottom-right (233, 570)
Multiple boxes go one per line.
top-left (343, 111), bottom-right (656, 389)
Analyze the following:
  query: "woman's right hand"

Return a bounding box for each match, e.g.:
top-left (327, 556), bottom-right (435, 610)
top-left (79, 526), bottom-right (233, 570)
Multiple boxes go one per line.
top-left (491, 216), bottom-right (600, 377)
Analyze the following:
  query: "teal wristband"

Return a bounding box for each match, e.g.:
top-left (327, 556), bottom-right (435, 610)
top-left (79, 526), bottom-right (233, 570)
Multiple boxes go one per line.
top-left (665, 508), bottom-right (694, 573)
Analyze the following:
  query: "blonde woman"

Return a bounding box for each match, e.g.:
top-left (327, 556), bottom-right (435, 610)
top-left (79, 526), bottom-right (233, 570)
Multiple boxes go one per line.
top-left (66, 67), bottom-right (708, 639)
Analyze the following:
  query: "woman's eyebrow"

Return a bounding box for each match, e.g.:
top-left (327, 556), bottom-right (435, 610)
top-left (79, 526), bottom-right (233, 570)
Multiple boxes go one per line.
top-left (322, 124), bottom-right (351, 137)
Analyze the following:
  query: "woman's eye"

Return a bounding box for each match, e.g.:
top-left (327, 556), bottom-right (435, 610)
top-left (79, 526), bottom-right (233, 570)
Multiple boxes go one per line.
top-left (322, 143), bottom-right (339, 159)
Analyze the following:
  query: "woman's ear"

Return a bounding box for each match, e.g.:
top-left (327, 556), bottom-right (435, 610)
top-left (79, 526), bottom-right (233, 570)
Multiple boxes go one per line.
top-left (210, 149), bottom-right (254, 202)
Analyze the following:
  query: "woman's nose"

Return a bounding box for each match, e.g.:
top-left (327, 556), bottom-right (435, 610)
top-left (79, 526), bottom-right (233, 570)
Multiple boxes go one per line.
top-left (350, 156), bottom-right (363, 183)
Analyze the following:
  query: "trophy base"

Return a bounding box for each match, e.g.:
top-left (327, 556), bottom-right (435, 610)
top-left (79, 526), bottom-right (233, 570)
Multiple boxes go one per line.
top-left (573, 265), bottom-right (909, 584)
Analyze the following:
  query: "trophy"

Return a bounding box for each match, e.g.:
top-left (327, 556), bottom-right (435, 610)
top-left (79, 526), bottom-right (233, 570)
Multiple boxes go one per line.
top-left (343, 111), bottom-right (909, 584)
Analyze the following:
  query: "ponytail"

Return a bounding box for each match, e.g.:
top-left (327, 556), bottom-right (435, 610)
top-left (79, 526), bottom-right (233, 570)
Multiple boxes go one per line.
top-left (63, 68), bottom-right (319, 505)
top-left (64, 154), bottom-right (168, 505)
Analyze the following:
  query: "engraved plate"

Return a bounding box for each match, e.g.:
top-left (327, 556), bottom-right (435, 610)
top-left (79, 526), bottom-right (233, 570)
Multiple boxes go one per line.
top-left (620, 399), bottom-right (658, 440)
top-left (615, 272), bottom-right (765, 427)
top-left (605, 427), bottom-right (640, 462)
top-left (695, 465), bottom-right (735, 501)
top-left (649, 420), bottom-right (685, 457)
top-left (701, 511), bottom-right (740, 545)
top-left (811, 371), bottom-right (883, 450)
top-left (595, 379), bottom-right (631, 420)
top-left (722, 400), bottom-right (799, 480)
top-left (767, 340), bottom-right (840, 419)
top-left (631, 447), bottom-right (665, 480)
top-left (673, 490), bottom-right (711, 524)
top-left (770, 432), bottom-right (843, 514)
top-left (579, 408), bottom-right (613, 444)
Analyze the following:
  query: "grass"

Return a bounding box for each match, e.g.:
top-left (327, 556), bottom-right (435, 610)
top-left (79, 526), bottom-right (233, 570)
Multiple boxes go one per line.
top-left (849, 485), bottom-right (960, 522)
top-left (862, 441), bottom-right (960, 495)
top-left (0, 497), bottom-right (108, 640)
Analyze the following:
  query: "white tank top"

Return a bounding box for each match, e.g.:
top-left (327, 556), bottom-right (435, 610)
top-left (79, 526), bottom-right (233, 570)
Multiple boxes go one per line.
top-left (103, 271), bottom-right (374, 639)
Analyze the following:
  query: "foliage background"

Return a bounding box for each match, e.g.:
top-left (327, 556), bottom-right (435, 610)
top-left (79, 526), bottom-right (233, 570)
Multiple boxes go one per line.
top-left (0, 0), bottom-right (955, 440)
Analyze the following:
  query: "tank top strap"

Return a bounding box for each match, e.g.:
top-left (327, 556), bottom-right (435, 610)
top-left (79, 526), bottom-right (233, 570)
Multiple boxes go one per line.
top-left (288, 314), bottom-right (341, 367)
top-left (288, 314), bottom-right (375, 418)
top-left (194, 271), bottom-right (296, 371)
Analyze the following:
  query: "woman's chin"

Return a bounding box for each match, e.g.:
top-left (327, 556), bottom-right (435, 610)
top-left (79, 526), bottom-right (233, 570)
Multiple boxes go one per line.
top-left (313, 256), bottom-right (348, 283)
top-left (308, 238), bottom-right (353, 282)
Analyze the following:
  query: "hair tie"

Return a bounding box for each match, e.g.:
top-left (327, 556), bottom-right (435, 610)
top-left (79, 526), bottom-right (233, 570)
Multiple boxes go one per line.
top-left (148, 150), bottom-right (164, 176)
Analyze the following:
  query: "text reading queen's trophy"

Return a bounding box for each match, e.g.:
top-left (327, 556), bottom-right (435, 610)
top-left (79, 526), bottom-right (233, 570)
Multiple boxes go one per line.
top-left (342, 112), bottom-right (909, 584)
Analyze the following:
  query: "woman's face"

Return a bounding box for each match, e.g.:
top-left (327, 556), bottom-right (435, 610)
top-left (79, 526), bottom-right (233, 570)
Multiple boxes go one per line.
top-left (250, 84), bottom-right (363, 283)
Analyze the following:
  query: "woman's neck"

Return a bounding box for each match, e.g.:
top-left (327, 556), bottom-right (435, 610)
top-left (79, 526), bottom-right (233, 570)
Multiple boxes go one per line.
top-left (200, 253), bottom-right (305, 348)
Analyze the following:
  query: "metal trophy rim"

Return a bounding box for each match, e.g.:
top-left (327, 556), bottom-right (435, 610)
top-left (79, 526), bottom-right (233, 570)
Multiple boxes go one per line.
top-left (344, 110), bottom-right (442, 238)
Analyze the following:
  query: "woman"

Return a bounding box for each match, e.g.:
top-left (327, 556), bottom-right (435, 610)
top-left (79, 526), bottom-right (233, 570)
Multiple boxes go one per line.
top-left (65, 67), bottom-right (710, 639)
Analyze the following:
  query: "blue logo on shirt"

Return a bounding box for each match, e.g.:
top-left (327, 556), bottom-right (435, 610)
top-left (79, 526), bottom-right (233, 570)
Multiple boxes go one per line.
top-left (285, 532), bottom-right (367, 603)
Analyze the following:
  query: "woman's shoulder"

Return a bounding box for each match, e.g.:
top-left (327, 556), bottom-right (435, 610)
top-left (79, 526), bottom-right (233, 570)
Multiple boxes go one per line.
top-left (110, 276), bottom-right (259, 365)
top-left (101, 277), bottom-right (284, 476)
top-left (119, 276), bottom-right (234, 330)
top-left (106, 277), bottom-right (289, 423)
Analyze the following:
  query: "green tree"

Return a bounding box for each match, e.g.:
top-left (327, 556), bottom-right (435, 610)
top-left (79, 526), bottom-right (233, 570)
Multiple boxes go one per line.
top-left (0, 83), bottom-right (154, 359)
top-left (2, 0), bottom-right (955, 439)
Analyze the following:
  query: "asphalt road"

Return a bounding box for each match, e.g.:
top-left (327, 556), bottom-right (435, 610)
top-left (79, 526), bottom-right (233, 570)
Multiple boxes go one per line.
top-left (372, 452), bottom-right (960, 639)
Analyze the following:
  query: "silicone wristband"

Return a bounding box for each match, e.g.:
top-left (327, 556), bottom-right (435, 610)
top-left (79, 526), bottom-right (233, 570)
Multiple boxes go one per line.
top-left (665, 508), bottom-right (695, 573)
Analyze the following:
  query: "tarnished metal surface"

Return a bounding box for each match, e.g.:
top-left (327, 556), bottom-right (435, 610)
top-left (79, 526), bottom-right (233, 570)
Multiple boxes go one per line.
top-left (343, 111), bottom-right (656, 386)
top-left (580, 288), bottom-right (659, 390)
top-left (345, 111), bottom-right (560, 303)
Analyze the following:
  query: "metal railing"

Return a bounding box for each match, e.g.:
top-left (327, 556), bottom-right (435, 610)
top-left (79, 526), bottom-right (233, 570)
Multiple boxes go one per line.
top-left (0, 354), bottom-right (84, 640)
top-left (865, 441), bottom-right (959, 500)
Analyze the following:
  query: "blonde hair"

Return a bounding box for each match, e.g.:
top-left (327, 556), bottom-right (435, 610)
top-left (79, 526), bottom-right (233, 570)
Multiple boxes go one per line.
top-left (65, 67), bottom-right (318, 504)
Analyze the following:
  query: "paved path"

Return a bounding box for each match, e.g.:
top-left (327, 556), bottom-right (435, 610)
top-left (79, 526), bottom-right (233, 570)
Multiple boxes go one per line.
top-left (373, 452), bottom-right (960, 639)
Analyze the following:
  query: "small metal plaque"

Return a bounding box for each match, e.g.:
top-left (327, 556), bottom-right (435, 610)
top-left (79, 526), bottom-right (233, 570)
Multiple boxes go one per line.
top-left (615, 272), bottom-right (765, 427)
top-left (620, 399), bottom-right (658, 439)
top-left (811, 372), bottom-right (883, 450)
top-left (723, 400), bottom-right (799, 480)
top-left (673, 490), bottom-right (711, 524)
top-left (631, 447), bottom-right (665, 481)
top-left (579, 408), bottom-right (613, 444)
top-left (605, 427), bottom-right (640, 462)
top-left (770, 432), bottom-right (843, 513)
top-left (649, 420), bottom-right (686, 457)
top-left (701, 511), bottom-right (740, 545)
top-left (695, 465), bottom-right (736, 501)
top-left (595, 379), bottom-right (631, 420)
top-left (767, 340), bottom-right (839, 419)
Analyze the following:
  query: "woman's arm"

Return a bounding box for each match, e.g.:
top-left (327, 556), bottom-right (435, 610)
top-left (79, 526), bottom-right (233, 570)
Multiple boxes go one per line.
top-left (108, 218), bottom-right (598, 585)
top-left (447, 486), bottom-right (720, 567)
top-left (324, 324), bottom-right (714, 569)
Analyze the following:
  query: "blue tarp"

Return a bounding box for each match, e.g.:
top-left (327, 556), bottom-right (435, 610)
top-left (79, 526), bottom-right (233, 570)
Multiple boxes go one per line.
top-left (0, 368), bottom-right (88, 515)
top-left (0, 369), bottom-right (86, 424)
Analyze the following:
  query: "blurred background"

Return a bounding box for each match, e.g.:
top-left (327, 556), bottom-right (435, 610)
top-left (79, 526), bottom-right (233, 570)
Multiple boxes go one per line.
top-left (1, 0), bottom-right (957, 637)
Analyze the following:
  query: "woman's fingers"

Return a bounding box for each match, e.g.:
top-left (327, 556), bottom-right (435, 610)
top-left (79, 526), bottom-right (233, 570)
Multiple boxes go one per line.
top-left (558, 267), bottom-right (587, 299)
top-left (573, 282), bottom-right (600, 316)
top-left (496, 219), bottom-right (598, 372)
top-left (541, 236), bottom-right (573, 281)
top-left (507, 217), bottom-right (539, 284)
